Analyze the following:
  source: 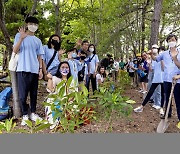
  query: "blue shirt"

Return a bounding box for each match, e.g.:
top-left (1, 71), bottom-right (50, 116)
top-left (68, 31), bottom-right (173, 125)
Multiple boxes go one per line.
top-left (68, 59), bottom-right (78, 80)
top-left (156, 49), bottom-right (180, 83)
top-left (14, 33), bottom-right (44, 74)
top-left (42, 45), bottom-right (60, 75)
top-left (87, 54), bottom-right (99, 74)
top-left (152, 60), bottom-right (163, 83)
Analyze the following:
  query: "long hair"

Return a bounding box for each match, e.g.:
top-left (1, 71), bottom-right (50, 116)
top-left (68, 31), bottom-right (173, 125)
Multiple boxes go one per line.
top-left (98, 66), bottom-right (106, 78)
top-left (47, 34), bottom-right (61, 49)
top-left (55, 61), bottom-right (71, 79)
top-left (88, 44), bottom-right (96, 54)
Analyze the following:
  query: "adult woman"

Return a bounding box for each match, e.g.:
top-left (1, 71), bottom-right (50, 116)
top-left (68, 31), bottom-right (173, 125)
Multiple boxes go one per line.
top-left (46, 61), bottom-right (73, 129)
top-left (86, 44), bottom-right (99, 93)
top-left (42, 34), bottom-right (64, 81)
top-left (96, 66), bottom-right (106, 89)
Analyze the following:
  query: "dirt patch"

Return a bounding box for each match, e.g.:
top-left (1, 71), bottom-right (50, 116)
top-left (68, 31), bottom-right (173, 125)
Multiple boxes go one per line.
top-left (1, 82), bottom-right (180, 133)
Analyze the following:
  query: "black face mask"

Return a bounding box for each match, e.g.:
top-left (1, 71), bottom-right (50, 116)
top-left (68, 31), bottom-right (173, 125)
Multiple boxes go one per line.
top-left (51, 39), bottom-right (60, 51)
top-left (80, 56), bottom-right (86, 60)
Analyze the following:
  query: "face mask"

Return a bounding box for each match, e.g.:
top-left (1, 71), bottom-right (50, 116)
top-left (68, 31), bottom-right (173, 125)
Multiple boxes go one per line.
top-left (60, 69), bottom-right (69, 76)
top-left (72, 53), bottom-right (77, 58)
top-left (168, 41), bottom-right (177, 48)
top-left (89, 48), bottom-right (94, 52)
top-left (80, 56), bottom-right (86, 60)
top-left (51, 39), bottom-right (60, 51)
top-left (28, 25), bottom-right (38, 32)
top-left (152, 49), bottom-right (158, 54)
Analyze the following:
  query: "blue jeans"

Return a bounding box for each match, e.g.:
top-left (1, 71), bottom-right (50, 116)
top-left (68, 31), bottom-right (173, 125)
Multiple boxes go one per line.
top-left (153, 85), bottom-right (161, 107)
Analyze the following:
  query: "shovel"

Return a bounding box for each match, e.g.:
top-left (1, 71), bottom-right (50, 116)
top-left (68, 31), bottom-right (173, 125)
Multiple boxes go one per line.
top-left (156, 80), bottom-right (177, 133)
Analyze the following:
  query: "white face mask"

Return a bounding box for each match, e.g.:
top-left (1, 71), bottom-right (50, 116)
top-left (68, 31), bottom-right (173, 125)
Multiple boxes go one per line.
top-left (89, 47), bottom-right (94, 52)
top-left (152, 49), bottom-right (158, 54)
top-left (28, 25), bottom-right (38, 33)
top-left (168, 41), bottom-right (177, 48)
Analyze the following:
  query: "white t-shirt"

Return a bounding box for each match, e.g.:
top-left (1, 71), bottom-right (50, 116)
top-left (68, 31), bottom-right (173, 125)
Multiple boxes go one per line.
top-left (96, 74), bottom-right (104, 89)
top-left (129, 61), bottom-right (135, 72)
top-left (113, 61), bottom-right (119, 71)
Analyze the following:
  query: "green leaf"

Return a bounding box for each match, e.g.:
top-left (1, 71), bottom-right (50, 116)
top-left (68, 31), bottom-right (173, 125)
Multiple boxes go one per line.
top-left (56, 79), bottom-right (66, 90)
top-left (25, 120), bottom-right (32, 128)
top-left (66, 76), bottom-right (73, 88)
top-left (58, 86), bottom-right (66, 98)
top-left (34, 123), bottom-right (51, 133)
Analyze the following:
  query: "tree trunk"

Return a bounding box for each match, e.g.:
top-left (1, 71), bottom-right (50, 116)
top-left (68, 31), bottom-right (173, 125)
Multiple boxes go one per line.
top-left (52, 0), bottom-right (61, 36)
top-left (149, 0), bottom-right (163, 48)
top-left (0, 0), bottom-right (21, 117)
top-left (141, 0), bottom-right (150, 51)
top-left (0, 0), bottom-right (13, 58)
top-left (10, 71), bottom-right (22, 118)
top-left (29, 0), bottom-right (39, 16)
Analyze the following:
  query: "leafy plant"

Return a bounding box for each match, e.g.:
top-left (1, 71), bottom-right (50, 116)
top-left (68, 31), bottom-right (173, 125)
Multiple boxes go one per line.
top-left (0, 118), bottom-right (16, 133)
top-left (44, 77), bottom-right (95, 133)
top-left (14, 119), bottom-right (51, 134)
top-left (92, 76), bottom-right (133, 132)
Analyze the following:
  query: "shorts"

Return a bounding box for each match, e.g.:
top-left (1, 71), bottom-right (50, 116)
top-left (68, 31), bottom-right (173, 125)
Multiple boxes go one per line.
top-left (139, 75), bottom-right (148, 83)
top-left (129, 72), bottom-right (134, 77)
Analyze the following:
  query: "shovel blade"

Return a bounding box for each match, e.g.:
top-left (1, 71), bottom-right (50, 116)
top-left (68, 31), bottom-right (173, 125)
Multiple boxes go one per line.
top-left (157, 119), bottom-right (169, 133)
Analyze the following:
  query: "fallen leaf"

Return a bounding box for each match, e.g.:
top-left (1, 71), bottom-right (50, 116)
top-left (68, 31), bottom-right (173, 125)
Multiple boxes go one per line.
top-left (126, 100), bottom-right (136, 104)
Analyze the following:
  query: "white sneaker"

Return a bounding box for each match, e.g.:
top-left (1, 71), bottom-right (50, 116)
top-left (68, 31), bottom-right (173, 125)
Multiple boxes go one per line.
top-left (29, 113), bottom-right (43, 122)
top-left (160, 108), bottom-right (164, 115)
top-left (21, 115), bottom-right (29, 126)
top-left (142, 91), bottom-right (147, 94)
top-left (138, 90), bottom-right (143, 93)
top-left (134, 106), bottom-right (143, 113)
top-left (152, 105), bottom-right (161, 110)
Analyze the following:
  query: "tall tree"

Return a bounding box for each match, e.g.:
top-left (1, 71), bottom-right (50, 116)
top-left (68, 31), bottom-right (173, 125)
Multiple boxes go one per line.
top-left (149, 0), bottom-right (163, 48)
top-left (0, 0), bottom-right (13, 67)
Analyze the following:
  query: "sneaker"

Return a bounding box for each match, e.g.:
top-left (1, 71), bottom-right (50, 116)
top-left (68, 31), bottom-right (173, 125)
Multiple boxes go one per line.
top-left (29, 113), bottom-right (43, 122)
top-left (152, 105), bottom-right (161, 110)
top-left (142, 91), bottom-right (147, 94)
top-left (155, 105), bottom-right (161, 110)
top-left (138, 90), bottom-right (144, 93)
top-left (159, 108), bottom-right (164, 115)
top-left (21, 115), bottom-right (29, 126)
top-left (134, 106), bottom-right (143, 113)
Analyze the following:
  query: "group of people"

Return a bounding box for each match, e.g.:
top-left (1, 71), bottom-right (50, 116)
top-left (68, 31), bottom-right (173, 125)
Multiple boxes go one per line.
top-left (11, 16), bottom-right (180, 128)
top-left (12, 16), bottom-right (111, 127)
top-left (126, 34), bottom-right (180, 126)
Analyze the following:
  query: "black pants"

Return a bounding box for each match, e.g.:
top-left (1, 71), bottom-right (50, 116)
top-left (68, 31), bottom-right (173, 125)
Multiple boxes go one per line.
top-left (142, 83), bottom-right (164, 107)
top-left (164, 82), bottom-right (180, 120)
top-left (17, 72), bottom-right (39, 115)
top-left (86, 74), bottom-right (97, 93)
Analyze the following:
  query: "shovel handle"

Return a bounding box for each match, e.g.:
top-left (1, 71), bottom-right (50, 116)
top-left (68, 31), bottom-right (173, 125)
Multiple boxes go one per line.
top-left (165, 80), bottom-right (177, 120)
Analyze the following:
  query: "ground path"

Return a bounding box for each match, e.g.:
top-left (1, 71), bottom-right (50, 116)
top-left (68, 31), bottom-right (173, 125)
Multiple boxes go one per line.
top-left (2, 81), bottom-right (180, 133)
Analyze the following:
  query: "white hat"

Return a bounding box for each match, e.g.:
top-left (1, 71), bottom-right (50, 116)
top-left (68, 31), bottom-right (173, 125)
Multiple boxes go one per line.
top-left (152, 44), bottom-right (159, 48)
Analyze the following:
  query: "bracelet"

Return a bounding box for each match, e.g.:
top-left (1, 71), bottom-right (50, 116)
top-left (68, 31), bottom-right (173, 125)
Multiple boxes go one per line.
top-left (39, 68), bottom-right (42, 70)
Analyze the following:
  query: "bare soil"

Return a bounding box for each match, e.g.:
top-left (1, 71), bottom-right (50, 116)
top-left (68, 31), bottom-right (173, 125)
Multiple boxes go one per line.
top-left (1, 81), bottom-right (180, 133)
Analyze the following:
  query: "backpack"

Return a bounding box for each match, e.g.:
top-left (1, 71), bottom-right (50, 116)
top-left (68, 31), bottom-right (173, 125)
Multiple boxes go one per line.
top-left (0, 87), bottom-right (13, 121)
top-left (78, 63), bottom-right (85, 82)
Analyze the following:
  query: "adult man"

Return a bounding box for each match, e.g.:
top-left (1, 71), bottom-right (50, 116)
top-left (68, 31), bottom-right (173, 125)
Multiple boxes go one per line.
top-left (13, 16), bottom-right (44, 125)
